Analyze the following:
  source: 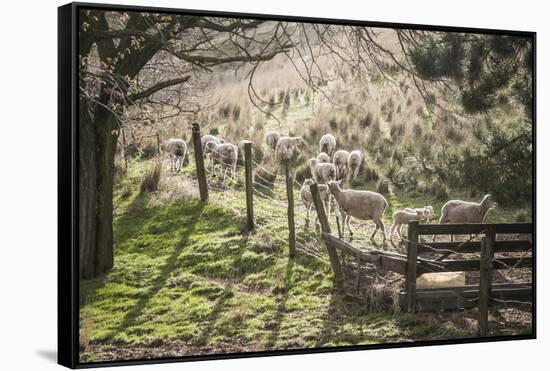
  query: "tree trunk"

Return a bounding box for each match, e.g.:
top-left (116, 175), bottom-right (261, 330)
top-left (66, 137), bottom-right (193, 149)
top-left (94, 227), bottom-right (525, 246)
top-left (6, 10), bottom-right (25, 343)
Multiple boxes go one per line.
top-left (93, 105), bottom-right (118, 275)
top-left (79, 103), bottom-right (97, 279)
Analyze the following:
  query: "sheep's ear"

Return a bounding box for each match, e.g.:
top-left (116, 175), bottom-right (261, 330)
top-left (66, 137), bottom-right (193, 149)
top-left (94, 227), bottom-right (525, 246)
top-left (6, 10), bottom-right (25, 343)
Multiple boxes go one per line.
top-left (336, 179), bottom-right (343, 185)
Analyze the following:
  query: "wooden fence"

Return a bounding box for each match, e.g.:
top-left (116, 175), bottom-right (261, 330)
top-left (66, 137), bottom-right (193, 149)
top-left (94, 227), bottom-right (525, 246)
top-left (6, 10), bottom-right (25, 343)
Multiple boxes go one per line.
top-left (191, 123), bottom-right (297, 257)
top-left (309, 183), bottom-right (533, 336)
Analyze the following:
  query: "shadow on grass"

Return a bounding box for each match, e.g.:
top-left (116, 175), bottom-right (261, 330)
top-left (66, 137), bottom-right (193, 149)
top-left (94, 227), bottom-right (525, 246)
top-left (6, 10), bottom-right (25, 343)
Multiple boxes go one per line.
top-left (105, 198), bottom-right (208, 339)
top-left (265, 258), bottom-right (294, 348)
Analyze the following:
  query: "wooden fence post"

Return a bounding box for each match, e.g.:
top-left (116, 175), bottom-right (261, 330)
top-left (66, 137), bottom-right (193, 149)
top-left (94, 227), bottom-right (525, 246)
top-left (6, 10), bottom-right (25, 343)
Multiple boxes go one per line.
top-left (478, 229), bottom-right (495, 336)
top-left (191, 123), bottom-right (208, 202)
top-left (244, 141), bottom-right (254, 231)
top-left (284, 160), bottom-right (296, 257)
top-left (406, 221), bottom-right (419, 312)
top-left (310, 183), bottom-right (343, 287)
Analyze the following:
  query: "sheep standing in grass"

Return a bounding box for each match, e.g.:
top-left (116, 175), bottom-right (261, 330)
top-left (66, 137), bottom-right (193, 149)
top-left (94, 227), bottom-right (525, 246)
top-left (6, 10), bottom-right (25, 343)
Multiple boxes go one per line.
top-left (332, 150), bottom-right (350, 180)
top-left (347, 150), bottom-right (363, 181)
top-left (328, 180), bottom-right (388, 242)
top-left (164, 138), bottom-right (187, 173)
top-left (317, 152), bottom-right (331, 163)
top-left (438, 195), bottom-right (498, 241)
top-left (300, 179), bottom-right (331, 226)
top-left (202, 135), bottom-right (222, 172)
top-left (265, 131), bottom-right (280, 153)
top-left (439, 195), bottom-right (497, 224)
top-left (319, 134), bottom-right (336, 157)
top-left (208, 142), bottom-right (238, 181)
top-left (275, 136), bottom-right (304, 162)
top-left (309, 158), bottom-right (336, 184)
top-left (389, 209), bottom-right (426, 238)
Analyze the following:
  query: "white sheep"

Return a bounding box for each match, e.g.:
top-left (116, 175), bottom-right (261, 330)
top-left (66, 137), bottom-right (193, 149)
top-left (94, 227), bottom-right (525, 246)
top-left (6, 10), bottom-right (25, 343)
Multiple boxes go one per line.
top-left (439, 195), bottom-right (497, 224)
top-left (275, 136), bottom-right (304, 162)
top-left (328, 180), bottom-right (388, 242)
top-left (309, 158), bottom-right (336, 184)
top-left (389, 209), bottom-right (426, 238)
top-left (347, 150), bottom-right (363, 181)
top-left (201, 134), bottom-right (221, 150)
top-left (438, 195), bottom-right (498, 241)
top-left (319, 134), bottom-right (336, 157)
top-left (265, 131), bottom-right (281, 153)
top-left (300, 179), bottom-right (331, 227)
top-left (164, 138), bottom-right (187, 172)
top-left (332, 150), bottom-right (350, 180)
top-left (209, 142), bottom-right (238, 181)
top-left (317, 152), bottom-right (331, 163)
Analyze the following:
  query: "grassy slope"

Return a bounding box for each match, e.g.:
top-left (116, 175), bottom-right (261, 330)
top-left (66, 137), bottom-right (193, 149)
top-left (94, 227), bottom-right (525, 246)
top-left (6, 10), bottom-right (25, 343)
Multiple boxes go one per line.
top-left (80, 161), bottom-right (486, 362)
top-left (80, 75), bottom-right (531, 361)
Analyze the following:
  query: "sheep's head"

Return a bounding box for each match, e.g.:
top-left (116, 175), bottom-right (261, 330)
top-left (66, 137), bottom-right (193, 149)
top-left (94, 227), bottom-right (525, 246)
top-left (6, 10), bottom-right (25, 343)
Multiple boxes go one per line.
top-left (482, 194), bottom-right (498, 209)
top-left (327, 179), bottom-right (342, 195)
top-left (204, 140), bottom-right (218, 154)
top-left (293, 136), bottom-right (305, 149)
top-left (303, 179), bottom-right (314, 187)
top-left (415, 209), bottom-right (428, 222)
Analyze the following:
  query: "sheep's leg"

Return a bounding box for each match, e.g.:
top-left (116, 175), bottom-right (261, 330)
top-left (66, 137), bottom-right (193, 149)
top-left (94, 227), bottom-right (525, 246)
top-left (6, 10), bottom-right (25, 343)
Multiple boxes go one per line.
top-left (346, 215), bottom-right (354, 240)
top-left (370, 220), bottom-right (379, 240)
top-left (389, 223), bottom-right (396, 239)
top-left (377, 219), bottom-right (386, 242)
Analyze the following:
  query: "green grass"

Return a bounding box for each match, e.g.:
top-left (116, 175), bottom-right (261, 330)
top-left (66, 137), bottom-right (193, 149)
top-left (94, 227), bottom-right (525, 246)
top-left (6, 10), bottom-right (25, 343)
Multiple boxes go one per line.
top-left (84, 159), bottom-right (527, 362)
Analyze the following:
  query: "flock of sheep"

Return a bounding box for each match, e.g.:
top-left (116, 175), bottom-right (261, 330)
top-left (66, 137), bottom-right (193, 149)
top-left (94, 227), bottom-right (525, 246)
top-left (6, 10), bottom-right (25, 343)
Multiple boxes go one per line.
top-left (163, 130), bottom-right (499, 243)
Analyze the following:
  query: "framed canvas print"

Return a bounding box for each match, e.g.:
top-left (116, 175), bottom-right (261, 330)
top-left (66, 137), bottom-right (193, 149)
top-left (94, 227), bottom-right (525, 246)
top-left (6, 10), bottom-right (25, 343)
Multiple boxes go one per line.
top-left (58, 2), bottom-right (536, 368)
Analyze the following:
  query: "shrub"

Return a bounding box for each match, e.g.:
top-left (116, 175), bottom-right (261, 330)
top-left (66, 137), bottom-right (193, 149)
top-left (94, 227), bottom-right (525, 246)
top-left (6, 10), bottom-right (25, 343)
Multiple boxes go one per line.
top-left (295, 162), bottom-right (312, 184)
top-left (376, 179), bottom-right (390, 195)
top-left (429, 180), bottom-right (449, 201)
top-left (360, 112), bottom-right (373, 128)
top-left (515, 209), bottom-right (529, 223)
top-left (232, 104), bottom-right (241, 121)
top-left (140, 161), bottom-right (162, 193)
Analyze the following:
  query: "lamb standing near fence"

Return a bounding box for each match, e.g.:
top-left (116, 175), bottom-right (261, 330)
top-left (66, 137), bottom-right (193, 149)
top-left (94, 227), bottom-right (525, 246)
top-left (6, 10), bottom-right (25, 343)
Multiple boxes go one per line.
top-left (309, 158), bottom-right (336, 184)
top-left (275, 136), bottom-right (304, 162)
top-left (438, 195), bottom-right (498, 241)
top-left (317, 152), bottom-right (331, 163)
top-left (201, 134), bottom-right (221, 150)
top-left (265, 131), bottom-right (281, 153)
top-left (207, 142), bottom-right (238, 181)
top-left (332, 150), bottom-right (350, 180)
top-left (405, 206), bottom-right (434, 223)
top-left (300, 179), bottom-right (331, 227)
top-left (319, 134), bottom-right (336, 157)
top-left (164, 138), bottom-right (187, 173)
top-left (347, 150), bottom-right (363, 181)
top-left (389, 209), bottom-right (426, 238)
top-left (327, 180), bottom-right (388, 242)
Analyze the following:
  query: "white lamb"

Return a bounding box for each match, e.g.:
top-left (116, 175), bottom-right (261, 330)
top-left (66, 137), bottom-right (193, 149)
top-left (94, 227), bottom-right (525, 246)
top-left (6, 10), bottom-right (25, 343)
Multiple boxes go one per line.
top-left (275, 136), bottom-right (304, 162)
top-left (328, 180), bottom-right (388, 242)
top-left (208, 142), bottom-right (238, 180)
top-left (201, 134), bottom-right (221, 150)
top-left (389, 209), bottom-right (426, 238)
top-left (164, 138), bottom-right (187, 172)
top-left (309, 158), bottom-right (336, 184)
top-left (265, 130), bottom-right (281, 153)
top-left (347, 150), bottom-right (363, 181)
top-left (300, 179), bottom-right (331, 227)
top-left (332, 150), bottom-right (350, 180)
top-left (404, 205), bottom-right (433, 223)
top-left (319, 134), bottom-right (336, 157)
top-left (316, 152), bottom-right (331, 163)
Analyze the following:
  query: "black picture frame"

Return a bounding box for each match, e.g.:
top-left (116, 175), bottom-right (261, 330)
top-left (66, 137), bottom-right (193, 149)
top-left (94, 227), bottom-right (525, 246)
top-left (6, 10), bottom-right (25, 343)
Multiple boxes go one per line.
top-left (58, 2), bottom-right (536, 369)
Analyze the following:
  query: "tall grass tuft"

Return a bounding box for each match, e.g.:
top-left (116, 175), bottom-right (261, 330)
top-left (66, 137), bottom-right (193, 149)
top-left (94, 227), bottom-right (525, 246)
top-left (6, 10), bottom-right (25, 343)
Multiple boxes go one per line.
top-left (140, 160), bottom-right (162, 193)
